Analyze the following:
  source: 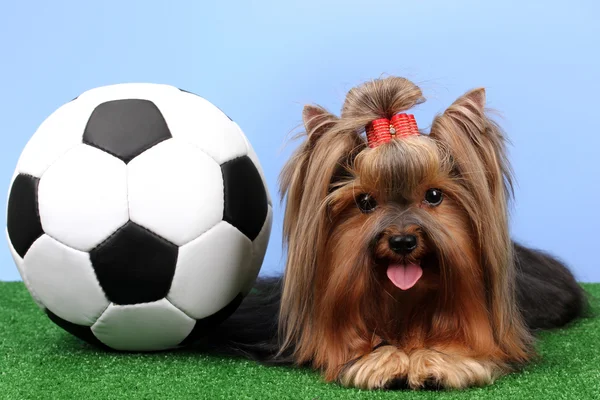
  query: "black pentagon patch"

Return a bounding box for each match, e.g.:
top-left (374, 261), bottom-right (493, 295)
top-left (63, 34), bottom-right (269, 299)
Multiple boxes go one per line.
top-left (221, 156), bottom-right (268, 241)
top-left (90, 221), bottom-right (178, 305)
top-left (46, 309), bottom-right (110, 350)
top-left (178, 292), bottom-right (244, 346)
top-left (83, 99), bottom-right (172, 164)
top-left (178, 88), bottom-right (233, 121)
top-left (7, 174), bottom-right (43, 258)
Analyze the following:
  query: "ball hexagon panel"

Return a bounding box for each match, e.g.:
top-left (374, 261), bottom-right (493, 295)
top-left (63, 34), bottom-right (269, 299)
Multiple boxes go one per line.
top-left (89, 221), bottom-right (178, 306)
top-left (148, 90), bottom-right (247, 164)
top-left (37, 144), bottom-right (129, 252)
top-left (82, 99), bottom-right (173, 164)
top-left (6, 174), bottom-right (43, 258)
top-left (91, 299), bottom-right (196, 351)
top-left (23, 234), bottom-right (110, 325)
top-left (127, 138), bottom-right (224, 246)
top-left (167, 221), bottom-right (252, 320)
top-left (178, 88), bottom-right (233, 121)
top-left (221, 155), bottom-right (268, 241)
top-left (13, 99), bottom-right (93, 178)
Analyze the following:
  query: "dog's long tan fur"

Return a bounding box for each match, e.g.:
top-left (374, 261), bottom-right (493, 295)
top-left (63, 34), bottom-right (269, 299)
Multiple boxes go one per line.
top-left (205, 75), bottom-right (586, 391)
top-left (277, 76), bottom-right (534, 389)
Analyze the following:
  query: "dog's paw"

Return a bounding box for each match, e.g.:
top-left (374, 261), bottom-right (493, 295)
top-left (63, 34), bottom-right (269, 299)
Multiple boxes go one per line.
top-left (338, 345), bottom-right (409, 390)
top-left (406, 349), bottom-right (501, 390)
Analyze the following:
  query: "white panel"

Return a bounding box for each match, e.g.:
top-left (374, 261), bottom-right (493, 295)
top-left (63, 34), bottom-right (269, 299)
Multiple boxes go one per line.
top-left (15, 99), bottom-right (92, 178)
top-left (6, 229), bottom-right (45, 309)
top-left (167, 221), bottom-right (252, 320)
top-left (127, 138), bottom-right (224, 246)
top-left (242, 205), bottom-right (273, 295)
top-left (22, 234), bottom-right (109, 325)
top-left (151, 90), bottom-right (247, 164)
top-left (75, 82), bottom-right (179, 109)
top-left (91, 298), bottom-right (195, 351)
top-left (38, 144), bottom-right (129, 252)
top-left (240, 125), bottom-right (272, 205)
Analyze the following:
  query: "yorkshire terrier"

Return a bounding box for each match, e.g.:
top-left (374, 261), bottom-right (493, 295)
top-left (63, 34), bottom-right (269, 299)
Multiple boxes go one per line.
top-left (205, 76), bottom-right (588, 390)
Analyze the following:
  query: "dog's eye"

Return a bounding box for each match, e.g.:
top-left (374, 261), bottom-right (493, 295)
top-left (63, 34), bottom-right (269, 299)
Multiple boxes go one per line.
top-left (356, 193), bottom-right (377, 213)
top-left (424, 188), bottom-right (443, 206)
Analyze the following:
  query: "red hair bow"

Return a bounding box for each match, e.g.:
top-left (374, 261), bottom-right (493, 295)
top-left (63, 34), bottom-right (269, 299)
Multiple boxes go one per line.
top-left (366, 113), bottom-right (419, 148)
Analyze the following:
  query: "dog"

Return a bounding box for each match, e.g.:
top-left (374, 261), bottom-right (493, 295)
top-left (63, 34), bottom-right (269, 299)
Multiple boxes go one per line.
top-left (203, 76), bottom-right (588, 390)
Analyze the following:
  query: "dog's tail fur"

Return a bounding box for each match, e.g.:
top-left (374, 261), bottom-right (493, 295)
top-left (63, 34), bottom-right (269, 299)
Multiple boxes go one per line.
top-left (196, 242), bottom-right (589, 362)
top-left (513, 242), bottom-right (590, 331)
top-left (195, 276), bottom-right (287, 363)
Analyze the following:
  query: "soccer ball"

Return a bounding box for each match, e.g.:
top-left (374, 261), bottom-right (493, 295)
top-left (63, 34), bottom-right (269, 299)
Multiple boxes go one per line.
top-left (5, 83), bottom-right (273, 351)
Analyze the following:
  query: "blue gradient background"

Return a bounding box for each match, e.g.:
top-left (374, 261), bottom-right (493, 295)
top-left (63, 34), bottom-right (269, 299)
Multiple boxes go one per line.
top-left (1, 1), bottom-right (598, 282)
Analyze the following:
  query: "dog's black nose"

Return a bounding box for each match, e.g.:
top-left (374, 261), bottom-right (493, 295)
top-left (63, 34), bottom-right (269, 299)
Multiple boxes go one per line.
top-left (389, 235), bottom-right (418, 255)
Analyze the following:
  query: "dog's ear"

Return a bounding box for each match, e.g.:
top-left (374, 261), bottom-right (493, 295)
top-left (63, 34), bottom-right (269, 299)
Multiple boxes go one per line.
top-left (430, 89), bottom-right (533, 361)
top-left (302, 105), bottom-right (338, 143)
top-left (430, 88), bottom-right (512, 201)
top-left (279, 105), bottom-right (339, 199)
top-left (279, 104), bottom-right (341, 238)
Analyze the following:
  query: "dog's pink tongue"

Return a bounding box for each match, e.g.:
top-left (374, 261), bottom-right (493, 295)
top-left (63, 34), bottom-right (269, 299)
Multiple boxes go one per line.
top-left (387, 263), bottom-right (423, 290)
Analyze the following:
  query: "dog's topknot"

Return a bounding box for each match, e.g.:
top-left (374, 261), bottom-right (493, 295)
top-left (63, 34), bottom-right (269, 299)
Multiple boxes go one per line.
top-left (341, 76), bottom-right (425, 122)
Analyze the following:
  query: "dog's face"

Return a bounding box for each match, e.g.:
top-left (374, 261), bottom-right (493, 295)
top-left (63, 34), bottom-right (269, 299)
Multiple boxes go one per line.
top-left (324, 135), bottom-right (476, 301)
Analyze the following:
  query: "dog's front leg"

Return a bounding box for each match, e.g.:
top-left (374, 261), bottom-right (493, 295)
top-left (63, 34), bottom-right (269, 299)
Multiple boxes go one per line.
top-left (337, 345), bottom-right (409, 390)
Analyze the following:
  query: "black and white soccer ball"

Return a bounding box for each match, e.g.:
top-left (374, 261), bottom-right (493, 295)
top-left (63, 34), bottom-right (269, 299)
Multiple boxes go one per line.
top-left (5, 83), bottom-right (272, 351)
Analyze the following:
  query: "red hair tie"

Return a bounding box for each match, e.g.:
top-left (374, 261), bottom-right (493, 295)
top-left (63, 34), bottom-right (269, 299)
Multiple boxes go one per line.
top-left (366, 113), bottom-right (419, 148)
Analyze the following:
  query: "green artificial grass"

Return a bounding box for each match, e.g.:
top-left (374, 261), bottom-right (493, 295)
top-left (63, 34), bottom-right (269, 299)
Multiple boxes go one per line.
top-left (1, 282), bottom-right (599, 400)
